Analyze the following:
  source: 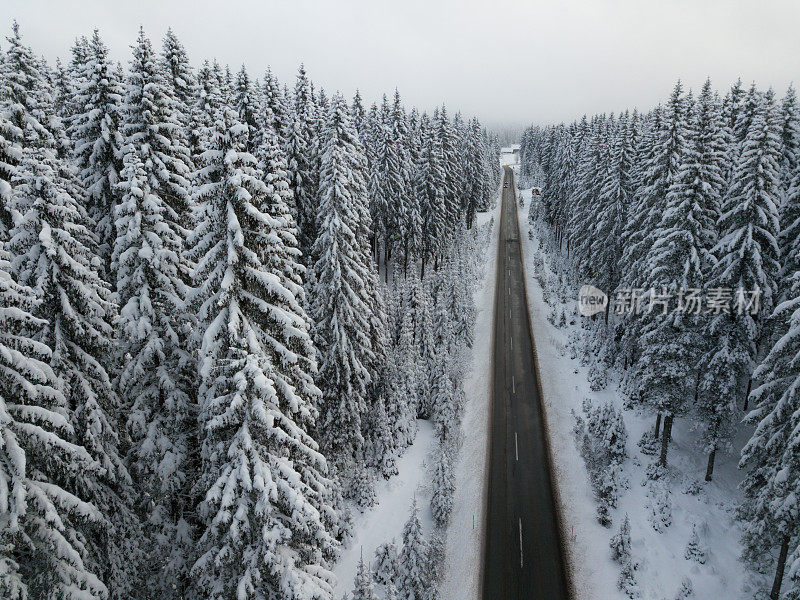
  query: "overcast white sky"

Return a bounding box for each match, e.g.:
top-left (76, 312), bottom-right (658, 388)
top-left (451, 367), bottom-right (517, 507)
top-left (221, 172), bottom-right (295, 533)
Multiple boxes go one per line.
top-left (3, 0), bottom-right (800, 131)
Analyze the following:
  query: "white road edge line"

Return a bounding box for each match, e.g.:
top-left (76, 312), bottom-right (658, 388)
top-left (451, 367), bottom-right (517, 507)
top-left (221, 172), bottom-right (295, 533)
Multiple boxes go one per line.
top-left (519, 518), bottom-right (523, 568)
top-left (512, 374), bottom-right (515, 393)
top-left (515, 432), bottom-right (519, 461)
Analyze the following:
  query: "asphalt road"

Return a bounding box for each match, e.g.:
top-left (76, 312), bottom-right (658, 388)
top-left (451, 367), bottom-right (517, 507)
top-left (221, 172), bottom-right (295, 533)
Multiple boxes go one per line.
top-left (482, 166), bottom-right (570, 600)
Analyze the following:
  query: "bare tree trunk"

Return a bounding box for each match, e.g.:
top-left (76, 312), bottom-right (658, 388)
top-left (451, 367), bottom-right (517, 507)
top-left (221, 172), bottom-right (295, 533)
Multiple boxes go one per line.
top-left (743, 377), bottom-right (752, 412)
top-left (705, 447), bottom-right (716, 482)
top-left (770, 535), bottom-right (790, 600)
top-left (659, 413), bottom-right (673, 467)
top-left (654, 413), bottom-right (662, 438)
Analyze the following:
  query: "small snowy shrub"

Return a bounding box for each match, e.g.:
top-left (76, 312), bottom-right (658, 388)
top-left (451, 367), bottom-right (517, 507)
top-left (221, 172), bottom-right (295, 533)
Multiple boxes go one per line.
top-left (618, 559), bottom-right (640, 599)
top-left (684, 524), bottom-right (707, 564)
top-left (645, 460), bottom-right (668, 481)
top-left (682, 479), bottom-right (703, 496)
top-left (675, 577), bottom-right (694, 599)
top-left (647, 480), bottom-right (672, 532)
top-left (637, 429), bottom-right (659, 456)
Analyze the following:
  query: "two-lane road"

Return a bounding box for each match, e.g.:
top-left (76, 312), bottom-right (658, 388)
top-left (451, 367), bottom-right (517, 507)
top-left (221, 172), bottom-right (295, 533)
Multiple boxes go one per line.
top-left (482, 166), bottom-right (570, 599)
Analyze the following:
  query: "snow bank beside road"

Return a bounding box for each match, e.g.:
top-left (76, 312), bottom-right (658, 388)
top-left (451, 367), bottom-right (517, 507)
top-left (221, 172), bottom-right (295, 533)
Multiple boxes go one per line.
top-left (439, 193), bottom-right (502, 600)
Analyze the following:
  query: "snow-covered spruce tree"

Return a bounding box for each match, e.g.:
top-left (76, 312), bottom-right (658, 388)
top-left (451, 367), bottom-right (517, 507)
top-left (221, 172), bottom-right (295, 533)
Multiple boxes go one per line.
top-left (685, 524), bottom-right (707, 564)
top-left (386, 308), bottom-right (420, 450)
top-left (610, 514), bottom-right (632, 565)
top-left (0, 242), bottom-right (109, 600)
top-left (0, 112), bottom-right (22, 240)
top-left (6, 24), bottom-right (143, 597)
top-left (416, 115), bottom-right (446, 277)
top-left (112, 149), bottom-right (195, 598)
top-left (431, 448), bottom-right (454, 528)
top-left (637, 81), bottom-right (718, 469)
top-left (373, 539), bottom-right (400, 588)
top-left (709, 88), bottom-right (781, 415)
top-left (68, 29), bottom-right (125, 270)
top-left (740, 141), bottom-right (800, 598)
top-left (286, 64), bottom-right (318, 259)
top-left (464, 118), bottom-right (485, 229)
top-left (261, 68), bottom-right (289, 148)
top-left (10, 143), bottom-right (143, 598)
top-left (189, 60), bottom-right (225, 160)
top-left (367, 95), bottom-right (392, 272)
top-left (365, 394), bottom-right (399, 479)
top-left (233, 65), bottom-right (260, 155)
top-left (160, 28), bottom-right (196, 135)
top-left (674, 79), bottom-right (733, 481)
top-left (188, 98), bottom-right (337, 600)
top-left (399, 498), bottom-right (430, 600)
top-left (779, 85), bottom-right (800, 196)
top-left (311, 93), bottom-right (383, 483)
top-left (122, 28), bottom-right (193, 283)
top-left (430, 348), bottom-right (456, 446)
top-left (594, 111), bottom-right (633, 307)
top-left (352, 555), bottom-right (378, 600)
top-left (621, 83), bottom-right (690, 458)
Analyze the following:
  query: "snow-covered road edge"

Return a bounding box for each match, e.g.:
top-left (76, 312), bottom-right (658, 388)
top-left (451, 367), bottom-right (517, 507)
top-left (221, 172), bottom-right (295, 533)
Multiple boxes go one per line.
top-left (516, 189), bottom-right (621, 600)
top-left (439, 192), bottom-right (502, 600)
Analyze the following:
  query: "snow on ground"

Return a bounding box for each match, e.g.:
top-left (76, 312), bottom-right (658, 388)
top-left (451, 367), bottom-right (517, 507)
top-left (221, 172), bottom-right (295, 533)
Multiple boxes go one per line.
top-left (439, 189), bottom-right (502, 600)
top-left (333, 420), bottom-right (436, 597)
top-left (515, 189), bottom-right (763, 600)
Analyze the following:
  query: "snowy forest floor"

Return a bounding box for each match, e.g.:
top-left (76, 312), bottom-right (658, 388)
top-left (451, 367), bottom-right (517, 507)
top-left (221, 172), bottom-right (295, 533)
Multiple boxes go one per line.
top-left (332, 201), bottom-right (501, 599)
top-left (515, 182), bottom-right (769, 600)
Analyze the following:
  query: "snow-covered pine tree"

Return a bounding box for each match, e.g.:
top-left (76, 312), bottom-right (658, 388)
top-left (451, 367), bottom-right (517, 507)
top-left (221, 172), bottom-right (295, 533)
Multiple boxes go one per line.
top-left (0, 242), bottom-right (109, 600)
top-left (399, 498), bottom-right (430, 600)
top-left (352, 555), bottom-right (378, 600)
top-left (431, 448), bottom-right (454, 528)
top-left (112, 149), bottom-right (195, 598)
top-left (374, 539), bottom-right (400, 587)
top-left (386, 308), bottom-right (420, 449)
top-left (389, 90), bottom-right (413, 275)
top-left (779, 85), bottom-right (800, 196)
top-left (610, 514), bottom-right (632, 565)
top-left (311, 92), bottom-right (377, 479)
top-left (685, 524), bottom-right (707, 564)
top-left (188, 96), bottom-right (337, 600)
top-left (69, 29), bottom-right (125, 270)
